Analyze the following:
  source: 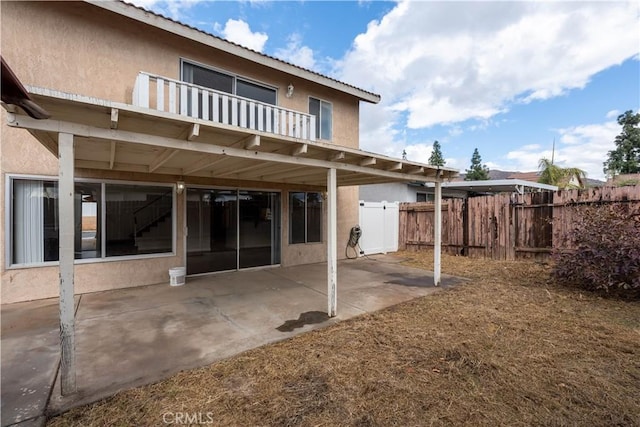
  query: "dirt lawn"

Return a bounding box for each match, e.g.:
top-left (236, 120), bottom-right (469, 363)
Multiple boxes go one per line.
top-left (48, 251), bottom-right (640, 426)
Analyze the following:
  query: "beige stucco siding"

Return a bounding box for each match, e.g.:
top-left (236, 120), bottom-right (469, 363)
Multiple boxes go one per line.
top-left (1, 2), bottom-right (360, 148)
top-left (1, 1), bottom-right (361, 303)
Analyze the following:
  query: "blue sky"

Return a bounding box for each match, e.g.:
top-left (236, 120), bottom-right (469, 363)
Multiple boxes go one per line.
top-left (132, 0), bottom-right (639, 181)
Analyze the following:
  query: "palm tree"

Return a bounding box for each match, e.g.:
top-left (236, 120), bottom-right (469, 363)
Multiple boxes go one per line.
top-left (538, 158), bottom-right (587, 189)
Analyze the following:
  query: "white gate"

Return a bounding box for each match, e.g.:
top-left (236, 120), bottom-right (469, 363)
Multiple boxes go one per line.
top-left (358, 201), bottom-right (399, 255)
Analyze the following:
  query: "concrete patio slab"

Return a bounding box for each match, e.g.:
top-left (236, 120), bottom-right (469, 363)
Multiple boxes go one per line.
top-left (1, 255), bottom-right (463, 426)
top-left (1, 297), bottom-right (80, 427)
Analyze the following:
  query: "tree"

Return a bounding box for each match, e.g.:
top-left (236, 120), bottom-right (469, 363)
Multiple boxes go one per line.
top-left (538, 157), bottom-right (586, 189)
top-left (428, 140), bottom-right (445, 166)
top-left (603, 110), bottom-right (640, 177)
top-left (464, 148), bottom-right (490, 180)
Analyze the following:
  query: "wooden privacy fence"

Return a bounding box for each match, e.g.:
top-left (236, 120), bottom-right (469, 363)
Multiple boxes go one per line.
top-left (399, 185), bottom-right (640, 261)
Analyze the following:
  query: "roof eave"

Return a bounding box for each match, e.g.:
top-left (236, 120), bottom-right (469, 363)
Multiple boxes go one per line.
top-left (86, 0), bottom-right (381, 104)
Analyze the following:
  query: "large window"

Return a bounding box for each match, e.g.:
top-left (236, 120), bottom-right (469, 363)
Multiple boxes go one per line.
top-left (182, 61), bottom-right (233, 94)
top-left (289, 192), bottom-right (323, 244)
top-left (105, 184), bottom-right (173, 257)
top-left (9, 177), bottom-right (174, 266)
top-left (309, 97), bottom-right (332, 141)
top-left (237, 80), bottom-right (277, 105)
top-left (181, 60), bottom-right (276, 104)
top-left (12, 179), bottom-right (59, 264)
top-left (77, 182), bottom-right (102, 259)
top-left (181, 60), bottom-right (277, 124)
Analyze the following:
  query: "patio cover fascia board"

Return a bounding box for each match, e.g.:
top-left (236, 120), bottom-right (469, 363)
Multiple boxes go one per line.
top-left (6, 86), bottom-right (459, 187)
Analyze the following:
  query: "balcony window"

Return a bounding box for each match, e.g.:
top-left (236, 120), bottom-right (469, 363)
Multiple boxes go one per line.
top-left (183, 62), bottom-right (233, 94)
top-left (237, 79), bottom-right (276, 105)
top-left (309, 97), bottom-right (332, 141)
top-left (181, 60), bottom-right (276, 105)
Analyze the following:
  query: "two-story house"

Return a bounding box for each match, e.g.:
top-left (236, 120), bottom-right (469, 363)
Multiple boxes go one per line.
top-left (1, 1), bottom-right (457, 314)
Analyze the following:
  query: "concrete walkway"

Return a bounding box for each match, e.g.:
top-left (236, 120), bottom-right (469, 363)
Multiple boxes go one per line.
top-left (1, 255), bottom-right (462, 426)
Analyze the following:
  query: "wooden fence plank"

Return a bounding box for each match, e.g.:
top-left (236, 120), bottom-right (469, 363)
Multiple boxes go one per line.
top-left (398, 185), bottom-right (640, 261)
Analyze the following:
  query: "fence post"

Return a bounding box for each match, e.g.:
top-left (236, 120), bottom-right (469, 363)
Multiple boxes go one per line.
top-left (434, 177), bottom-right (442, 286)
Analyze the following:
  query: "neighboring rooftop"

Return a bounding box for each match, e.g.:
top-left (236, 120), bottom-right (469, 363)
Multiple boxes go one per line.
top-left (421, 179), bottom-right (558, 198)
top-left (457, 169), bottom-right (605, 187)
top-left (507, 171), bottom-right (541, 181)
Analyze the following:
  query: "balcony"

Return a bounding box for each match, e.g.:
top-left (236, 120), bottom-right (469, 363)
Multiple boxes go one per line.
top-left (132, 72), bottom-right (316, 141)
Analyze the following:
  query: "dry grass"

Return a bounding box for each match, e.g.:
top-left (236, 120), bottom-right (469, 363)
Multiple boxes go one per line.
top-left (48, 251), bottom-right (640, 427)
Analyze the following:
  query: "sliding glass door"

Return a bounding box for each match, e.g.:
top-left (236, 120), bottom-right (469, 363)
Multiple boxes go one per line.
top-left (186, 188), bottom-right (280, 274)
top-left (186, 189), bottom-right (237, 274)
top-left (239, 191), bottom-right (281, 268)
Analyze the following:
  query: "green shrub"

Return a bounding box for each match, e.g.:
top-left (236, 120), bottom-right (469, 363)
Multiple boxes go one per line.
top-left (553, 204), bottom-right (640, 297)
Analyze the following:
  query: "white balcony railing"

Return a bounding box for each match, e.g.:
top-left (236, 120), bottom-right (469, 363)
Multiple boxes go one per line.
top-left (132, 72), bottom-right (316, 141)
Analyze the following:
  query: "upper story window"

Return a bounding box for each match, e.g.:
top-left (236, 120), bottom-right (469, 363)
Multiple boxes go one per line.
top-left (181, 60), bottom-right (276, 105)
top-left (309, 97), bottom-right (332, 141)
top-left (237, 80), bottom-right (277, 105)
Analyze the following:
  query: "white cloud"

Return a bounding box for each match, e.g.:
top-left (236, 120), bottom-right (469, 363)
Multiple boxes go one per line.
top-left (215, 19), bottom-right (268, 52)
top-left (606, 109), bottom-right (621, 120)
top-left (128, 0), bottom-right (197, 20)
top-left (404, 143), bottom-right (433, 164)
top-left (335, 1), bottom-right (639, 153)
top-left (401, 142), bottom-right (461, 170)
top-left (448, 126), bottom-right (463, 137)
top-left (128, 0), bottom-right (158, 8)
top-left (129, 1), bottom-right (269, 52)
top-left (494, 119), bottom-right (620, 181)
top-left (274, 34), bottom-right (317, 70)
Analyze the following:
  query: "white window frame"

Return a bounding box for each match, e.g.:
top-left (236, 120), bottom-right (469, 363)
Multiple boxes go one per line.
top-left (5, 174), bottom-right (177, 269)
top-left (288, 191), bottom-right (323, 245)
top-left (308, 96), bottom-right (333, 141)
top-left (179, 58), bottom-right (278, 103)
top-left (183, 184), bottom-right (284, 275)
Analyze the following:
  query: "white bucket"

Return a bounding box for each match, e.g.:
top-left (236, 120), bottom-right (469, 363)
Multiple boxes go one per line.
top-left (169, 267), bottom-right (186, 286)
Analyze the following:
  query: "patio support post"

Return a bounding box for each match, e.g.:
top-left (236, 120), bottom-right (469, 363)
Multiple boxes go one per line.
top-left (58, 132), bottom-right (76, 395)
top-left (327, 168), bottom-right (337, 317)
top-left (434, 173), bottom-right (442, 286)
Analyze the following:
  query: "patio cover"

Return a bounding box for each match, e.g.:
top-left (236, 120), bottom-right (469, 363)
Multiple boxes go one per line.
top-left (4, 86), bottom-right (458, 395)
top-left (9, 87), bottom-right (458, 187)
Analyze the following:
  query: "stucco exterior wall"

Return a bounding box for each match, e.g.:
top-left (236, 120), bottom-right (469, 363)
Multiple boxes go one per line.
top-left (1, 1), bottom-right (361, 303)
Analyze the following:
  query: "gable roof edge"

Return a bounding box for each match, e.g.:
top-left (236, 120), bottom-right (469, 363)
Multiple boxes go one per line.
top-left (86, 0), bottom-right (381, 104)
